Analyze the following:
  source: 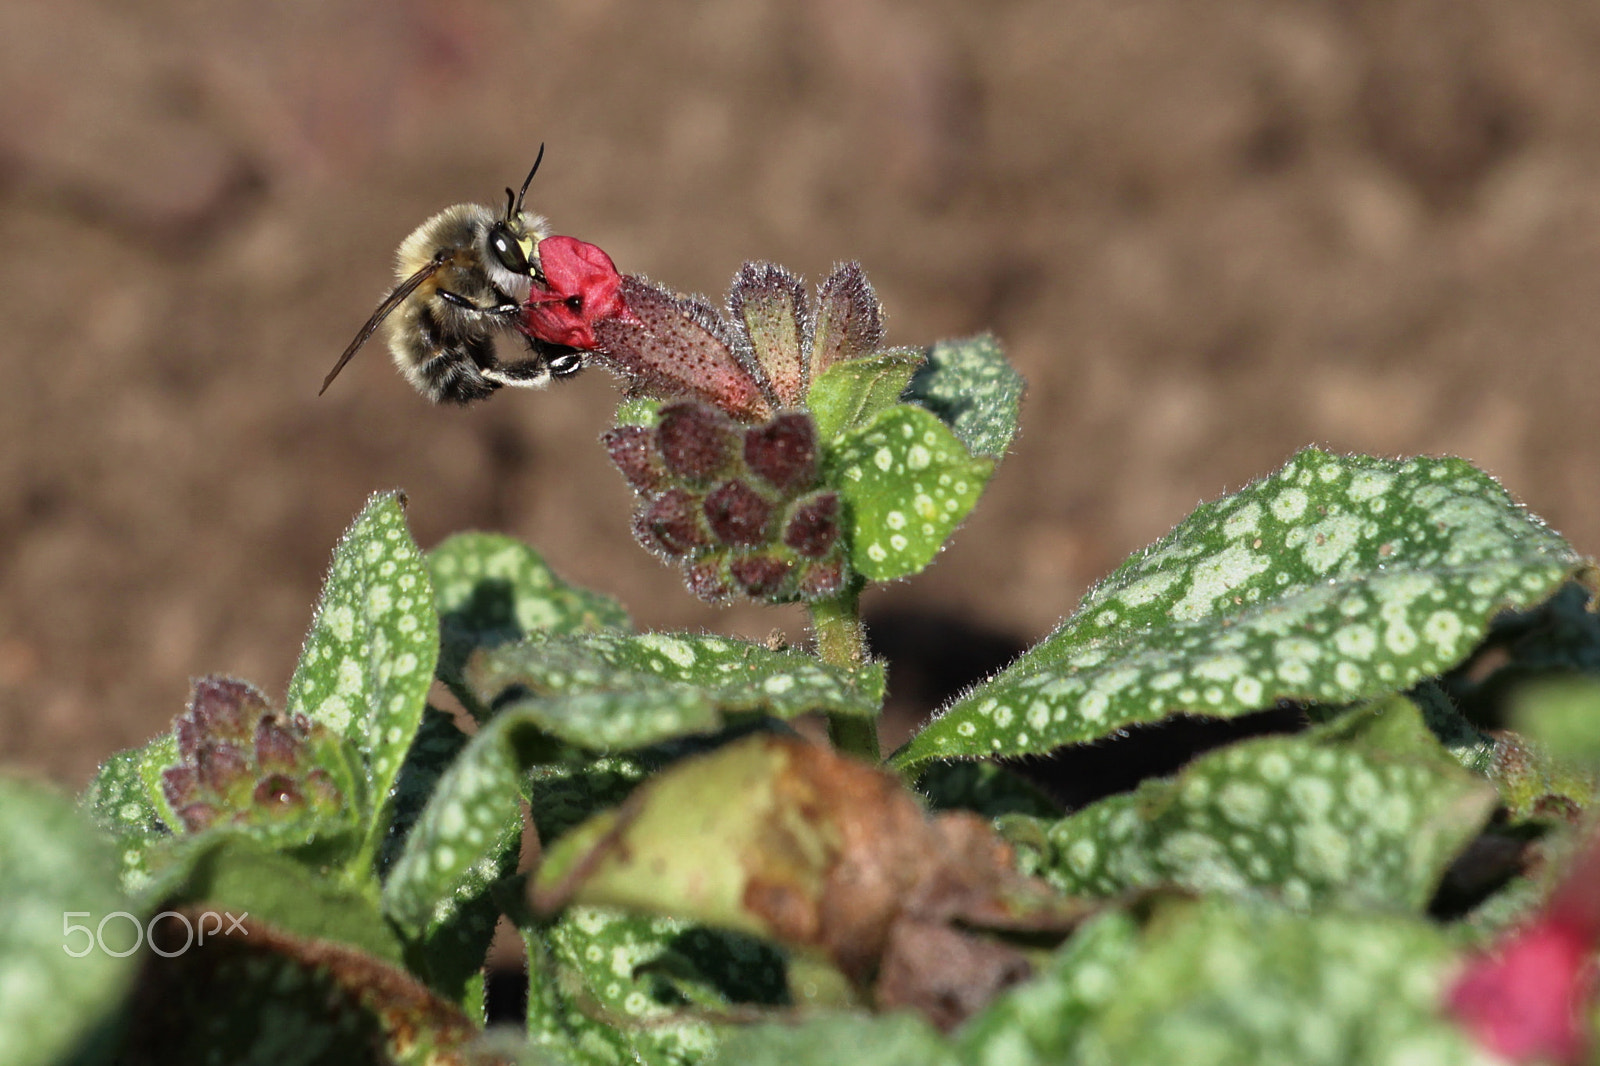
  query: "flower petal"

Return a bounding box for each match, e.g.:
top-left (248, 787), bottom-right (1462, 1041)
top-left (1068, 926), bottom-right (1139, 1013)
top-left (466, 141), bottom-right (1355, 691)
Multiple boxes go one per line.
top-left (811, 261), bottom-right (885, 374)
top-left (519, 236), bottom-right (625, 350)
top-left (729, 261), bottom-right (809, 407)
top-left (594, 277), bottom-right (773, 421)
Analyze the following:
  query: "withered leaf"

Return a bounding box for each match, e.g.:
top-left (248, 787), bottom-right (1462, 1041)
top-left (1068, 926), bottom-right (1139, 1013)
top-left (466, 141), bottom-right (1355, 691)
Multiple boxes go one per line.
top-left (533, 736), bottom-right (1092, 1030)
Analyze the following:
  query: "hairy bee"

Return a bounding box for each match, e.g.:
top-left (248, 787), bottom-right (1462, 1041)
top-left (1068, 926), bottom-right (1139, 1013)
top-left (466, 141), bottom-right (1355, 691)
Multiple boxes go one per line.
top-left (320, 146), bottom-right (585, 405)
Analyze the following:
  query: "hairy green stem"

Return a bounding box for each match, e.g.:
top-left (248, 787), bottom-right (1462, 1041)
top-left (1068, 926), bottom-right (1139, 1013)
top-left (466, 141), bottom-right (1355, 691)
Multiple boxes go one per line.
top-left (808, 584), bottom-right (880, 761)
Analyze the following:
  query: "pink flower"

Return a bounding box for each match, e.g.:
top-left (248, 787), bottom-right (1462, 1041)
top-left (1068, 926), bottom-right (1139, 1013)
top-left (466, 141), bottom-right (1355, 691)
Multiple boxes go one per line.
top-left (520, 236), bottom-right (626, 351)
top-left (1449, 916), bottom-right (1596, 1064)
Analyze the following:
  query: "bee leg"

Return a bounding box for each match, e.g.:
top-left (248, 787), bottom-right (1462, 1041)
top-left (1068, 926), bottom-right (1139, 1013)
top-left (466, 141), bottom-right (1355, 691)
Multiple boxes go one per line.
top-left (482, 361), bottom-right (553, 388)
top-left (416, 339), bottom-right (502, 405)
top-left (542, 343), bottom-right (586, 379)
top-left (437, 289), bottom-right (521, 317)
top-left (481, 338), bottom-right (585, 390)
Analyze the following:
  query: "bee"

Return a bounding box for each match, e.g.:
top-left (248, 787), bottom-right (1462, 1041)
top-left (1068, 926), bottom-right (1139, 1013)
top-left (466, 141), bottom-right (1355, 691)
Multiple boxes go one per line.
top-left (320, 145), bottom-right (585, 404)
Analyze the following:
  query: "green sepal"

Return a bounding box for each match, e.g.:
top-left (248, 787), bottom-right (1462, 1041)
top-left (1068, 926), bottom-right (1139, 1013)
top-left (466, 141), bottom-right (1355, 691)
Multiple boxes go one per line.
top-left (808, 347), bottom-right (925, 443)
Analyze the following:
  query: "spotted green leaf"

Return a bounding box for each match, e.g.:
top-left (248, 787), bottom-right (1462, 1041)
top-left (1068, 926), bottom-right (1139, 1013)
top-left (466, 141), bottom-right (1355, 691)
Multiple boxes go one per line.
top-left (955, 909), bottom-right (1143, 1063)
top-left (82, 746), bottom-right (171, 894)
top-left (525, 907), bottom-right (786, 1066)
top-left (428, 532), bottom-right (630, 718)
top-left (722, 1012), bottom-right (958, 1066)
top-left (0, 778), bottom-right (134, 1066)
top-left (1003, 697), bottom-right (1495, 911)
top-left (170, 835), bottom-right (404, 964)
top-left (465, 631), bottom-right (883, 751)
top-left (964, 898), bottom-right (1490, 1066)
top-left (807, 347), bottom-right (925, 443)
top-left (896, 449), bottom-right (1590, 772)
top-left (901, 333), bottom-right (1024, 459)
top-left (828, 404), bottom-right (993, 583)
top-left (380, 709), bottom-right (524, 946)
top-left (1030, 901), bottom-right (1496, 1066)
top-left (374, 707), bottom-right (515, 1005)
top-left (915, 759), bottom-right (1063, 820)
top-left (286, 493), bottom-right (440, 845)
top-left (526, 754), bottom-right (654, 845)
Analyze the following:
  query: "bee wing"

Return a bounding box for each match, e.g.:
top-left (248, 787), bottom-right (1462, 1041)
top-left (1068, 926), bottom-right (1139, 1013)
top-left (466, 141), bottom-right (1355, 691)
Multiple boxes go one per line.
top-left (319, 251), bottom-right (450, 395)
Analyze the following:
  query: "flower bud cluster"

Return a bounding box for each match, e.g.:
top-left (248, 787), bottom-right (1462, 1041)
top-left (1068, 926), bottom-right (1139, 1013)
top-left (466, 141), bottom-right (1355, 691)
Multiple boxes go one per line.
top-left (160, 676), bottom-right (343, 833)
top-left (587, 260), bottom-right (905, 603)
top-left (605, 402), bottom-right (846, 602)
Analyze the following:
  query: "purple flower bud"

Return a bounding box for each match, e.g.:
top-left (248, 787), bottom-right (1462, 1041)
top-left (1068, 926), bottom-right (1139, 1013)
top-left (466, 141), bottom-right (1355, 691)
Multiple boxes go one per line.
top-left (639, 489), bottom-right (712, 556)
top-left (306, 769), bottom-right (342, 807)
top-left (188, 676), bottom-right (266, 742)
top-left (657, 402), bottom-right (737, 483)
top-left (744, 414), bottom-right (818, 494)
top-left (811, 262), bottom-right (884, 375)
top-left (798, 556), bottom-right (848, 600)
top-left (703, 480), bottom-right (775, 546)
top-left (254, 716), bottom-right (301, 772)
top-left (729, 553), bottom-right (795, 598)
top-left (683, 557), bottom-right (735, 604)
top-left (728, 262), bottom-right (809, 407)
top-left (784, 492), bottom-right (842, 558)
top-left (593, 277), bottom-right (774, 421)
top-left (161, 766), bottom-right (198, 811)
top-left (195, 740), bottom-right (249, 793)
top-left (175, 716), bottom-right (201, 760)
top-left (176, 803), bottom-right (219, 833)
top-left (253, 774), bottom-right (303, 808)
top-left (602, 425), bottom-right (667, 494)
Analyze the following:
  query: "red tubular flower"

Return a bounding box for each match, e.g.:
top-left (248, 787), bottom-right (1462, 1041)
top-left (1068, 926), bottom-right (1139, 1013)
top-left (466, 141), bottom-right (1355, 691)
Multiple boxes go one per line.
top-left (1448, 832), bottom-right (1600, 1064)
top-left (520, 236), bottom-right (626, 351)
top-left (1449, 917), bottom-right (1596, 1064)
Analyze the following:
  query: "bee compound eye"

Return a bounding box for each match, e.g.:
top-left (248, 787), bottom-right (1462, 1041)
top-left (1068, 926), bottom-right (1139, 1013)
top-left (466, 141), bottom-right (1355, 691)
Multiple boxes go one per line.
top-left (489, 226), bottom-right (528, 274)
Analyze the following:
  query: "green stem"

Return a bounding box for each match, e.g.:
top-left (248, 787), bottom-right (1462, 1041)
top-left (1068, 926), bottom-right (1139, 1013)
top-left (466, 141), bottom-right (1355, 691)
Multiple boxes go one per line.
top-left (808, 583), bottom-right (880, 761)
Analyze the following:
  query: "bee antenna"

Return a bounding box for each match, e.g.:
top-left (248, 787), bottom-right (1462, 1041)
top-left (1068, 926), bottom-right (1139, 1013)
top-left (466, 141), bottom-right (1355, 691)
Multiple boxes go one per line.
top-left (514, 142), bottom-right (546, 216)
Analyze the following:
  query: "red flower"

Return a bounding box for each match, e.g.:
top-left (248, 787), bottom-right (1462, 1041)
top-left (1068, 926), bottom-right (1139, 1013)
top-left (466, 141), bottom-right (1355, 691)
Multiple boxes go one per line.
top-left (1449, 830), bottom-right (1600, 1065)
top-left (520, 236), bottom-right (626, 351)
top-left (1449, 916), bottom-right (1596, 1064)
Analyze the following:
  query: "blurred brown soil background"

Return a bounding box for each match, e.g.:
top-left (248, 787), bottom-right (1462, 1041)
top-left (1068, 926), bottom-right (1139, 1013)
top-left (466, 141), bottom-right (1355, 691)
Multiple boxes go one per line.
top-left (4, 0), bottom-right (1600, 785)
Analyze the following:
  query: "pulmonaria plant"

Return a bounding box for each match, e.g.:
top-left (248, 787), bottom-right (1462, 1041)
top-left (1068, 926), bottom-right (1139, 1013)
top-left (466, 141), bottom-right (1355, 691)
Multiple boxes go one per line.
top-left (11, 226), bottom-right (1600, 1066)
